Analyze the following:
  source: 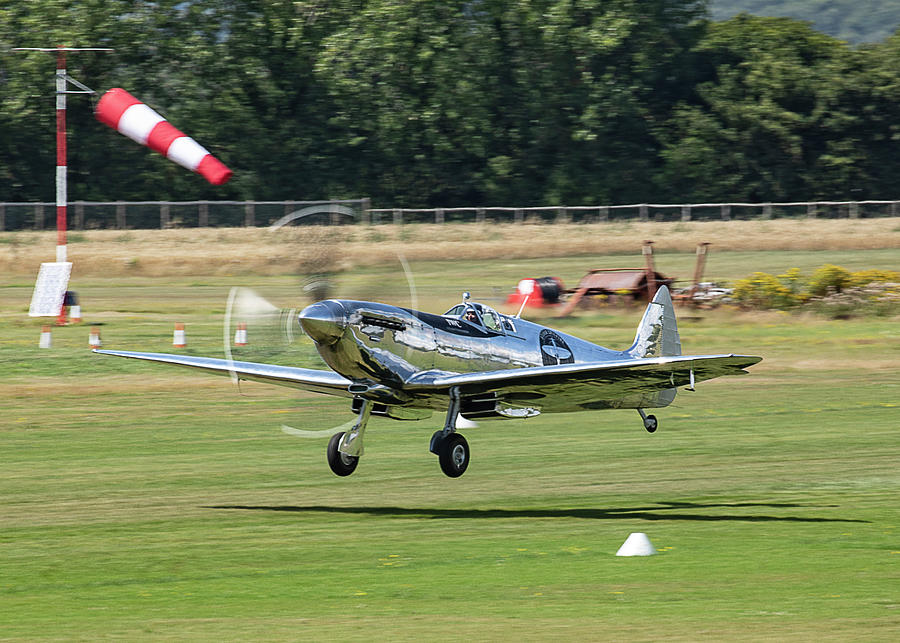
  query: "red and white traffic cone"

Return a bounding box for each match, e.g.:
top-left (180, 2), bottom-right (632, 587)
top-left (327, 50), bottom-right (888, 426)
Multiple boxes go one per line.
top-left (89, 326), bottom-right (102, 349)
top-left (173, 322), bottom-right (186, 348)
top-left (39, 325), bottom-right (52, 349)
top-left (71, 305), bottom-right (82, 323)
top-left (234, 322), bottom-right (248, 346)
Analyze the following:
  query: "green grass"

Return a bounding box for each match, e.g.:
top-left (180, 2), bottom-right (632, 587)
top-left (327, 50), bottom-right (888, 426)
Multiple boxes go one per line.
top-left (2, 254), bottom-right (899, 640)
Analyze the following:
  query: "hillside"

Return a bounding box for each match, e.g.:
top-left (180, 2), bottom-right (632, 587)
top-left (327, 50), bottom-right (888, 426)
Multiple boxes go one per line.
top-left (712, 0), bottom-right (900, 43)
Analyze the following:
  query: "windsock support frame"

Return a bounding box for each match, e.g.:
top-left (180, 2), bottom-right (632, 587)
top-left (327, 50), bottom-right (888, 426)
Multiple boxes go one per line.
top-left (12, 46), bottom-right (113, 264)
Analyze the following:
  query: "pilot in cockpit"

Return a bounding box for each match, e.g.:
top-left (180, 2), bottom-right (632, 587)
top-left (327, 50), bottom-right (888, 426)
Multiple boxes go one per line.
top-left (464, 308), bottom-right (479, 324)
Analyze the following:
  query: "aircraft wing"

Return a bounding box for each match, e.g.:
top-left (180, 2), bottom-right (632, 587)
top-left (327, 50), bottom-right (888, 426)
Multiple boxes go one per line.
top-left (405, 354), bottom-right (762, 412)
top-left (93, 349), bottom-right (353, 397)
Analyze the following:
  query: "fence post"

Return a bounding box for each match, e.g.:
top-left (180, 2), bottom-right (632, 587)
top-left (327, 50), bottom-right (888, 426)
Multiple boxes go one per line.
top-left (116, 201), bottom-right (126, 229)
top-left (720, 204), bottom-right (731, 221)
top-left (435, 208), bottom-right (444, 224)
top-left (243, 201), bottom-right (254, 227)
top-left (681, 205), bottom-right (691, 222)
top-left (361, 197), bottom-right (371, 225)
top-left (599, 206), bottom-right (609, 222)
top-left (762, 203), bottom-right (772, 219)
top-left (35, 203), bottom-right (44, 230)
top-left (0, 204), bottom-right (5, 231)
top-left (160, 203), bottom-right (170, 229)
top-left (892, 202), bottom-right (898, 218)
top-left (199, 202), bottom-right (209, 227)
top-left (849, 201), bottom-right (859, 218)
top-left (393, 208), bottom-right (403, 225)
top-left (476, 207), bottom-right (485, 224)
top-left (330, 202), bottom-right (340, 226)
top-left (514, 208), bottom-right (523, 224)
top-left (807, 202), bottom-right (817, 218)
top-left (75, 201), bottom-right (85, 229)
top-left (556, 206), bottom-right (568, 223)
top-left (639, 204), bottom-right (648, 222)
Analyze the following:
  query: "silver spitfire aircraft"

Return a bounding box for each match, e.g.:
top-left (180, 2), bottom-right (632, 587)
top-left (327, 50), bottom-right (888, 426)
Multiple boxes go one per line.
top-left (96, 286), bottom-right (761, 478)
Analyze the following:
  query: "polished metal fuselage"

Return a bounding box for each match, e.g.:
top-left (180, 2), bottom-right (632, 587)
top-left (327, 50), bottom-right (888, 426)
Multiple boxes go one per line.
top-left (303, 299), bottom-right (672, 414)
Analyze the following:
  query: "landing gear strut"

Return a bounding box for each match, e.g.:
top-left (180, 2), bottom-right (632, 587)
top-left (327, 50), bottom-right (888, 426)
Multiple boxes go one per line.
top-left (637, 408), bottom-right (658, 433)
top-left (430, 387), bottom-right (470, 477)
top-left (327, 399), bottom-right (371, 476)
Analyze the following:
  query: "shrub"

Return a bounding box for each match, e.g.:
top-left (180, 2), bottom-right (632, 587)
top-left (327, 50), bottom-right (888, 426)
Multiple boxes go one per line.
top-left (733, 265), bottom-right (898, 316)
top-left (732, 272), bottom-right (802, 310)
top-left (807, 264), bottom-right (853, 297)
top-left (849, 269), bottom-right (900, 288)
top-left (808, 282), bottom-right (900, 319)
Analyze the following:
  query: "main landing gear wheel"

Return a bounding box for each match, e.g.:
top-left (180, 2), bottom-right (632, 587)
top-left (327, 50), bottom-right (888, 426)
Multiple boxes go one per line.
top-left (437, 433), bottom-right (470, 478)
top-left (637, 409), bottom-right (658, 434)
top-left (327, 431), bottom-right (359, 476)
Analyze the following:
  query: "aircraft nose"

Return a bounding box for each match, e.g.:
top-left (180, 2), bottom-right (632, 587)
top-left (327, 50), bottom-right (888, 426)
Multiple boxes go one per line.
top-left (298, 300), bottom-right (347, 345)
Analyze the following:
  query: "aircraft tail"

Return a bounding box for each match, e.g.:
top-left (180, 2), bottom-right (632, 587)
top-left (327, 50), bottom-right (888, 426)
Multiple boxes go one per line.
top-left (627, 286), bottom-right (682, 359)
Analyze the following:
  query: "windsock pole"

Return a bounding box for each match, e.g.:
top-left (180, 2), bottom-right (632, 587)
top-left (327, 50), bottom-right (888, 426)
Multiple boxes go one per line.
top-left (12, 46), bottom-right (111, 263)
top-left (55, 47), bottom-right (67, 263)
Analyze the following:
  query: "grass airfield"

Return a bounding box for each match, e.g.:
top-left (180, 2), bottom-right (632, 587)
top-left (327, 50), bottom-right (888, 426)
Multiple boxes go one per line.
top-left (2, 238), bottom-right (899, 640)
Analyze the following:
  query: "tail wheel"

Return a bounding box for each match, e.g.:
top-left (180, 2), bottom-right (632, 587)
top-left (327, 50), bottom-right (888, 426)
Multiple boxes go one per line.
top-left (327, 431), bottom-right (359, 476)
top-left (438, 433), bottom-right (470, 478)
top-left (644, 414), bottom-right (658, 433)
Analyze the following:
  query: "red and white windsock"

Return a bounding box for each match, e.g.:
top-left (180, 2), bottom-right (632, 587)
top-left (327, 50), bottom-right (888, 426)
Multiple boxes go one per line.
top-left (95, 88), bottom-right (232, 185)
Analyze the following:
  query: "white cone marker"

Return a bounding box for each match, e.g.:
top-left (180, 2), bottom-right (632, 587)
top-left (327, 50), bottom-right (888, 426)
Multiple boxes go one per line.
top-left (615, 532), bottom-right (657, 557)
top-left (89, 326), bottom-right (102, 348)
top-left (234, 322), bottom-right (247, 346)
top-left (173, 322), bottom-right (186, 348)
top-left (39, 325), bottom-right (52, 349)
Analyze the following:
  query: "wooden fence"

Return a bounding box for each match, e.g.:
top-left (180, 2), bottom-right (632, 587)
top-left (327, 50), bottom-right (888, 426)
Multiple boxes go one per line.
top-left (1, 198), bottom-right (898, 231)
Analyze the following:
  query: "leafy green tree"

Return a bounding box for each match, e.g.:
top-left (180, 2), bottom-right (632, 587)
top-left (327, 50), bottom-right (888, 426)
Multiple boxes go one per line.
top-left (658, 15), bottom-right (861, 202)
top-left (316, 0), bottom-right (708, 206)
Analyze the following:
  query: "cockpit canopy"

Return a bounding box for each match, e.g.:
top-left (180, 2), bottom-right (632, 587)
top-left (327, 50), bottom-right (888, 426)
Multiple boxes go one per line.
top-left (444, 302), bottom-right (505, 332)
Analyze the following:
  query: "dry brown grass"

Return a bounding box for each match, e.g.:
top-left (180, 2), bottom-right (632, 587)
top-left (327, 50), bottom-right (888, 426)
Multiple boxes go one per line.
top-left (2, 218), bottom-right (898, 277)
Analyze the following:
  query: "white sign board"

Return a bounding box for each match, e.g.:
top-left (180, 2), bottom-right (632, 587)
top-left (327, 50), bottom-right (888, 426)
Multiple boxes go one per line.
top-left (28, 262), bottom-right (72, 317)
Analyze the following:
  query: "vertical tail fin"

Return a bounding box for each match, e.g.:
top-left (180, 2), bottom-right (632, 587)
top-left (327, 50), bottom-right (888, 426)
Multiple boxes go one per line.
top-left (628, 286), bottom-right (682, 358)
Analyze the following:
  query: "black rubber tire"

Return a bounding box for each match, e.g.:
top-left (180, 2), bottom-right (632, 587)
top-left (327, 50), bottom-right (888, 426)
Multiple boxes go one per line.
top-left (327, 431), bottom-right (359, 476)
top-left (644, 414), bottom-right (658, 433)
top-left (438, 433), bottom-right (470, 478)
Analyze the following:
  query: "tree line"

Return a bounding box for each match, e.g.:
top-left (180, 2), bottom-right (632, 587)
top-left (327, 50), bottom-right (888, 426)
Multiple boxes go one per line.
top-left (2, 1), bottom-right (900, 211)
top-left (712, 0), bottom-right (900, 44)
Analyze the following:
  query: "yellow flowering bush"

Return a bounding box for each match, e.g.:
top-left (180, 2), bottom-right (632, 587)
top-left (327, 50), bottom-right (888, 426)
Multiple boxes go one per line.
top-left (732, 271), bottom-right (803, 309)
top-left (849, 269), bottom-right (900, 288)
top-left (733, 264), bottom-right (899, 316)
top-left (807, 264), bottom-right (853, 297)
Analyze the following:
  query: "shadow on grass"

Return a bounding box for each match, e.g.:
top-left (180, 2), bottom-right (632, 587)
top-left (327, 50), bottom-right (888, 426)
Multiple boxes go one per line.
top-left (206, 501), bottom-right (868, 523)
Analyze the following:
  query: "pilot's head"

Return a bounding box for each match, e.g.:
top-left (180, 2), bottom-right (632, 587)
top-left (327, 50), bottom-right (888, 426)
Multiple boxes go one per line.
top-left (464, 309), bottom-right (478, 323)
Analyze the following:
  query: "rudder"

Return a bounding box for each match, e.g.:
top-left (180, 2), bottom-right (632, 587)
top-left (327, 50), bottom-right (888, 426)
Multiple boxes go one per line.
top-left (627, 286), bottom-right (682, 358)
